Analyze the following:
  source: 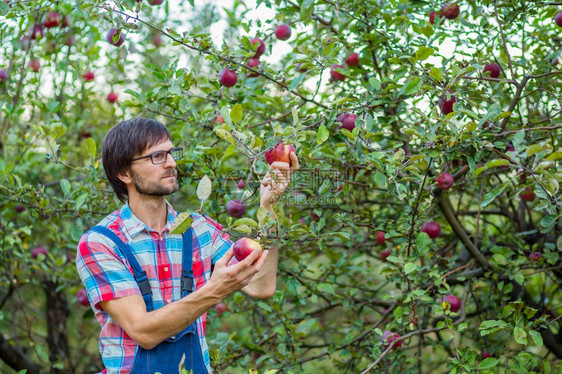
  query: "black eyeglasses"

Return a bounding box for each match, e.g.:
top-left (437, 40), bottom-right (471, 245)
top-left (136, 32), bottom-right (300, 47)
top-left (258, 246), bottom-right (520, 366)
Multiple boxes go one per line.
top-left (131, 147), bottom-right (183, 165)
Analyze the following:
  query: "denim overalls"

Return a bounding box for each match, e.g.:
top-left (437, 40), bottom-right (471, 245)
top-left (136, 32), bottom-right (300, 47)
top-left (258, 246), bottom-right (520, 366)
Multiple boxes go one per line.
top-left (89, 226), bottom-right (208, 374)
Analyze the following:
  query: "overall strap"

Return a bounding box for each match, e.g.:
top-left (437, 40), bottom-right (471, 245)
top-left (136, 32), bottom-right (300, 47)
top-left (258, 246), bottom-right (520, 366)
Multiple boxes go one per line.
top-left (88, 225), bottom-right (155, 311)
top-left (181, 227), bottom-right (195, 298)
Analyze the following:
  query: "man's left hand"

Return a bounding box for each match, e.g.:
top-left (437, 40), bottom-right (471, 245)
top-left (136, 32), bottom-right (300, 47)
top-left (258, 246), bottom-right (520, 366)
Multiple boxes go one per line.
top-left (260, 152), bottom-right (299, 210)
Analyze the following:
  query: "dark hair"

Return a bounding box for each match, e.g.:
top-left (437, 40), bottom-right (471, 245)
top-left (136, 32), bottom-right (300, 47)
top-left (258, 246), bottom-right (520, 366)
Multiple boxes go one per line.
top-left (102, 118), bottom-right (171, 202)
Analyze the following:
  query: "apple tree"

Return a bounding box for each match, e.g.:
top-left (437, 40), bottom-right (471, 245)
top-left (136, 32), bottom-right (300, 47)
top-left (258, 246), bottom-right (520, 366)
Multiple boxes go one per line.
top-left (0, 0), bottom-right (561, 373)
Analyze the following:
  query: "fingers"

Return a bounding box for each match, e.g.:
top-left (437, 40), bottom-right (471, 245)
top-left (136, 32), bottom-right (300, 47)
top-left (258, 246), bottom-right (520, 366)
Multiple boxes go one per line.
top-left (290, 152), bottom-right (300, 170)
top-left (215, 248), bottom-right (235, 268)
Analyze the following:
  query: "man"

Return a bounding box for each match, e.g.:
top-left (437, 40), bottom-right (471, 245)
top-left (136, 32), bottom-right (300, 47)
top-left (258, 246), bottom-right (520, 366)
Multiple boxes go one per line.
top-left (76, 117), bottom-right (298, 373)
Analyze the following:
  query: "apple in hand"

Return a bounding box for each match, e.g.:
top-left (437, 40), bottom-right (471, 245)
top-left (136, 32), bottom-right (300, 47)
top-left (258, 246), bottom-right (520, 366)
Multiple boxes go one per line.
top-left (442, 295), bottom-right (461, 312)
top-left (232, 237), bottom-right (263, 261)
top-left (218, 68), bottom-right (238, 87)
top-left (421, 221), bottom-right (441, 239)
top-left (77, 289), bottom-right (90, 306)
top-left (32, 246), bottom-right (48, 259)
top-left (483, 62), bottom-right (501, 78)
top-left (436, 172), bottom-right (454, 189)
top-left (381, 330), bottom-right (402, 349)
top-left (226, 199), bottom-right (246, 218)
top-left (274, 24), bottom-right (291, 40)
top-left (264, 142), bottom-right (295, 166)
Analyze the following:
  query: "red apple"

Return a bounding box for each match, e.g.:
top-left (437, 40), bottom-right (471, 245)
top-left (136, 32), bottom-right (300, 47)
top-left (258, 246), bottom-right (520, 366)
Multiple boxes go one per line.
top-left (15, 204), bottom-right (24, 212)
top-left (520, 188), bottom-right (535, 202)
top-left (64, 35), bottom-right (76, 46)
top-left (250, 37), bottom-right (265, 57)
top-left (83, 71), bottom-right (94, 81)
top-left (76, 289), bottom-right (90, 306)
top-left (440, 2), bottom-right (459, 19)
top-left (483, 62), bottom-right (501, 78)
top-left (106, 27), bottom-right (125, 47)
top-left (107, 92), bottom-right (118, 103)
top-left (59, 15), bottom-right (69, 28)
top-left (380, 250), bottom-right (390, 261)
top-left (153, 34), bottom-right (162, 47)
top-left (42, 12), bottom-right (60, 28)
top-left (214, 115), bottom-right (225, 124)
top-left (555, 11), bottom-right (562, 27)
top-left (337, 112), bottom-right (357, 131)
top-left (247, 57), bottom-right (260, 77)
top-left (443, 295), bottom-right (461, 312)
top-left (214, 302), bottom-right (228, 317)
top-left (376, 231), bottom-right (386, 245)
top-left (232, 237), bottom-right (263, 261)
top-left (482, 351), bottom-right (492, 359)
top-left (28, 59), bottom-right (41, 72)
top-left (274, 24), bottom-right (291, 40)
top-left (0, 68), bottom-right (8, 82)
top-left (345, 52), bottom-right (359, 67)
top-left (237, 179), bottom-right (246, 189)
top-left (218, 68), bottom-right (237, 87)
top-left (381, 331), bottom-right (402, 349)
top-left (436, 172), bottom-right (454, 189)
top-left (226, 199), bottom-right (246, 218)
top-left (30, 24), bottom-right (44, 40)
top-left (31, 246), bottom-right (48, 259)
top-left (528, 252), bottom-right (542, 261)
top-left (421, 221), bottom-right (441, 239)
top-left (330, 64), bottom-right (346, 81)
top-left (148, 0), bottom-right (164, 4)
top-left (429, 11), bottom-right (437, 24)
top-left (439, 94), bottom-right (456, 115)
top-left (264, 142), bottom-right (295, 166)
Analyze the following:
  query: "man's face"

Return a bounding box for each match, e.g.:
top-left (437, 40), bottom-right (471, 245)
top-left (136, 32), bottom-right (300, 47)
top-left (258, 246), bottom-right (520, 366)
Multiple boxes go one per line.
top-left (128, 140), bottom-right (179, 197)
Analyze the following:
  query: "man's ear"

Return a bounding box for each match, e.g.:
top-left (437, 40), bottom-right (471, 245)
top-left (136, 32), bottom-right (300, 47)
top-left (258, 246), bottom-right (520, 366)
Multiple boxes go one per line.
top-left (117, 169), bottom-right (132, 185)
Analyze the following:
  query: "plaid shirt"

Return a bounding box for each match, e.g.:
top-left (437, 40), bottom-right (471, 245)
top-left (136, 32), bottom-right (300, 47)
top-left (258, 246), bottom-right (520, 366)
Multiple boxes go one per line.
top-left (76, 203), bottom-right (232, 374)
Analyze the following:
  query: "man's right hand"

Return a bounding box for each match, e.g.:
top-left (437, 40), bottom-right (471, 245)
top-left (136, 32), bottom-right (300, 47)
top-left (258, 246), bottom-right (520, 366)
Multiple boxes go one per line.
top-left (208, 247), bottom-right (269, 300)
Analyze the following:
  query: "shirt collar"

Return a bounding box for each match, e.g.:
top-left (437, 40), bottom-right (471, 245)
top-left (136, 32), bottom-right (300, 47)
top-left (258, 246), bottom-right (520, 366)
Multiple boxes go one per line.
top-left (120, 201), bottom-right (178, 238)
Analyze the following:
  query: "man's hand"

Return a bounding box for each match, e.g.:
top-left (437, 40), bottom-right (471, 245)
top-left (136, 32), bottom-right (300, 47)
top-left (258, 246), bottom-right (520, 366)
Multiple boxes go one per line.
top-left (208, 247), bottom-right (269, 299)
top-left (260, 152), bottom-right (299, 210)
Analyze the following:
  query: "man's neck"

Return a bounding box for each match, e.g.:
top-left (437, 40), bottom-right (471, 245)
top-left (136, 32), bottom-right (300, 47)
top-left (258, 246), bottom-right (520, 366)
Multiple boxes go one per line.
top-left (128, 196), bottom-right (169, 233)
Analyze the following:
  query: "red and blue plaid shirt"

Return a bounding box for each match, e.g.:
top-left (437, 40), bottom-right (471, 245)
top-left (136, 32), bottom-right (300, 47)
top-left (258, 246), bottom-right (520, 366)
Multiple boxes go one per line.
top-left (76, 202), bottom-right (231, 373)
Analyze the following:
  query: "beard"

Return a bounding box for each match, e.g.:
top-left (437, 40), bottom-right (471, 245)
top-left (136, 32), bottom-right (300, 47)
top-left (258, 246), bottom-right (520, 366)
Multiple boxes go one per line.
top-left (129, 168), bottom-right (179, 197)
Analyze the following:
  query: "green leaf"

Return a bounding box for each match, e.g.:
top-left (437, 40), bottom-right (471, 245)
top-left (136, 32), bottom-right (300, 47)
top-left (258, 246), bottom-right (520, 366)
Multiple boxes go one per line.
top-left (316, 124), bottom-right (329, 145)
top-left (300, 0), bottom-right (315, 22)
top-left (170, 213), bottom-right (193, 234)
top-left (230, 104), bottom-right (243, 124)
top-left (368, 77), bottom-right (381, 91)
top-left (232, 218), bottom-right (259, 229)
top-left (481, 182), bottom-right (509, 208)
top-left (75, 192), bottom-right (88, 211)
top-left (288, 73), bottom-right (306, 91)
top-left (373, 172), bottom-right (387, 188)
top-left (545, 151), bottom-right (562, 161)
top-left (478, 103), bottom-right (501, 127)
top-left (84, 137), bottom-right (96, 159)
top-left (197, 175), bottom-right (212, 201)
top-left (416, 232), bottom-right (431, 256)
top-left (529, 330), bottom-right (543, 347)
top-left (214, 128), bottom-right (236, 145)
top-left (513, 327), bottom-right (527, 345)
top-left (525, 143), bottom-right (546, 158)
top-left (60, 179), bottom-right (71, 196)
top-left (478, 358), bottom-right (499, 369)
top-left (403, 262), bottom-right (418, 274)
top-left (415, 46), bottom-right (434, 61)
